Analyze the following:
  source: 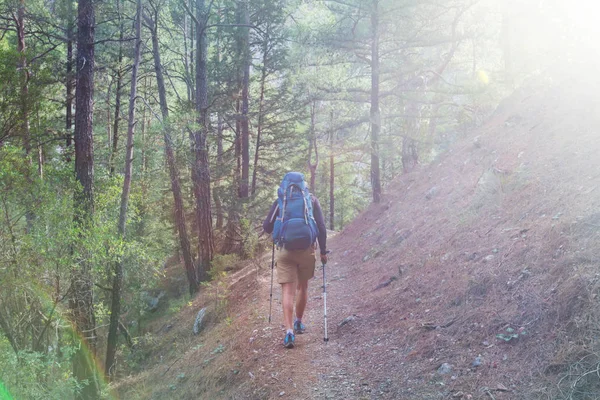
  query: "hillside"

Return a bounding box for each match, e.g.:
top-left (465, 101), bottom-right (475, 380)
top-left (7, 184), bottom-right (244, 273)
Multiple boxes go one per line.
top-left (115, 75), bottom-right (600, 400)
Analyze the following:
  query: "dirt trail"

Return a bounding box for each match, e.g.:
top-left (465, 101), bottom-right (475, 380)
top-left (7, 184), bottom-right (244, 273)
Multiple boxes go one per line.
top-left (238, 239), bottom-right (374, 400)
top-left (242, 237), bottom-right (445, 400)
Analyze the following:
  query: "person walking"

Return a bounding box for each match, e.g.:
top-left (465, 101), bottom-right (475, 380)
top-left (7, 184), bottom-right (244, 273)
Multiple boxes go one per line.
top-left (263, 172), bottom-right (328, 348)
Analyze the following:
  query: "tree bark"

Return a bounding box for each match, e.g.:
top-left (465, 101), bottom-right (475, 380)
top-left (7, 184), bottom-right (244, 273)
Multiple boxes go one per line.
top-left (234, 5), bottom-right (242, 198)
top-left (148, 10), bottom-right (198, 294)
top-left (36, 135), bottom-right (43, 180)
top-left (183, 9), bottom-right (191, 102)
top-left (191, 0), bottom-right (214, 281)
top-left (117, 0), bottom-right (141, 251)
top-left (329, 111), bottom-right (335, 231)
top-left (17, 0), bottom-right (29, 152)
top-left (402, 101), bottom-right (419, 173)
top-left (16, 0), bottom-right (34, 231)
top-left (402, 85), bottom-right (421, 173)
top-left (370, 0), bottom-right (382, 204)
top-left (189, 0), bottom-right (195, 104)
top-left (104, 77), bottom-right (113, 155)
top-left (223, 206), bottom-right (242, 255)
top-left (65, 0), bottom-right (74, 154)
top-left (307, 102), bottom-right (318, 192)
top-left (105, 0), bottom-right (142, 380)
top-left (214, 113), bottom-right (224, 229)
top-left (138, 76), bottom-right (149, 237)
top-left (213, 19), bottom-right (223, 230)
top-left (71, 0), bottom-right (99, 395)
top-left (251, 27), bottom-right (269, 196)
top-left (110, 71), bottom-right (122, 176)
top-left (239, 0), bottom-right (250, 199)
top-left (109, 3), bottom-right (124, 177)
top-left (401, 136), bottom-right (418, 173)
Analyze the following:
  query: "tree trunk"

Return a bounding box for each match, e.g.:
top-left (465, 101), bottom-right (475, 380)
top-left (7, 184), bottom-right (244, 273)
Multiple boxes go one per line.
top-left (251, 28), bottom-right (269, 196)
top-left (105, 0), bottom-right (142, 379)
top-left (307, 102), bottom-right (318, 192)
top-left (402, 97), bottom-right (420, 173)
top-left (71, 0), bottom-right (99, 395)
top-left (223, 205), bottom-right (242, 255)
top-left (138, 76), bottom-right (149, 236)
top-left (214, 114), bottom-right (224, 229)
top-left (189, 0), bottom-right (195, 104)
top-left (239, 0), bottom-right (250, 199)
top-left (213, 19), bottom-right (224, 230)
top-left (183, 10), bottom-right (191, 102)
top-left (109, 6), bottom-right (124, 178)
top-left (116, 0), bottom-right (141, 257)
top-left (65, 0), bottom-right (74, 154)
top-left (17, 0), bottom-right (29, 151)
top-left (235, 123), bottom-right (241, 196)
top-left (149, 11), bottom-right (198, 295)
top-left (329, 112), bottom-right (335, 231)
top-left (106, 79), bottom-right (112, 155)
top-left (192, 0), bottom-right (214, 281)
top-left (402, 136), bottom-right (418, 173)
top-left (110, 71), bottom-right (122, 176)
top-left (234, 5), bottom-right (242, 197)
top-left (37, 140), bottom-right (43, 180)
top-left (370, 0), bottom-right (382, 203)
top-left (16, 0), bottom-right (34, 231)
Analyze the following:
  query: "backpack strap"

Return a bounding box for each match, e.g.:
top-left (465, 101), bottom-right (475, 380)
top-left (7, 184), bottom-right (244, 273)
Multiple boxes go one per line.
top-left (302, 188), bottom-right (309, 224)
top-left (281, 187), bottom-right (288, 224)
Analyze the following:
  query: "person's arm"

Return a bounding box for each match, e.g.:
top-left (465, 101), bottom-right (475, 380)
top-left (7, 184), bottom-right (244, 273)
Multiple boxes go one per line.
top-left (312, 196), bottom-right (327, 257)
top-left (263, 200), bottom-right (278, 234)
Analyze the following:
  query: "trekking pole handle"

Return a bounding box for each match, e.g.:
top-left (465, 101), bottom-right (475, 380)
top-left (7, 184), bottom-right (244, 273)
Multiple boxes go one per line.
top-left (321, 249), bottom-right (331, 265)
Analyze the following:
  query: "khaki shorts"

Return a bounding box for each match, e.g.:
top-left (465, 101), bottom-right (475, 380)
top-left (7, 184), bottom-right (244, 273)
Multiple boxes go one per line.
top-left (276, 246), bottom-right (316, 284)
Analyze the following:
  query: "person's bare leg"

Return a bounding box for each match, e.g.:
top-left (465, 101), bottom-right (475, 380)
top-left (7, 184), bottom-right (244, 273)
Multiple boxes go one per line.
top-left (281, 282), bottom-right (296, 332)
top-left (295, 279), bottom-right (309, 321)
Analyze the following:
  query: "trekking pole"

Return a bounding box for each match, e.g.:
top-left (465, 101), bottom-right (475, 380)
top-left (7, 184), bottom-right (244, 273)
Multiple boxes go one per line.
top-left (322, 251), bottom-right (331, 343)
top-left (268, 242), bottom-right (275, 324)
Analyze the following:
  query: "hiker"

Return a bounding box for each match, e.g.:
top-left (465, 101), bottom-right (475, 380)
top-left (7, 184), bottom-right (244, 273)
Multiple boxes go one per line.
top-left (263, 172), bottom-right (328, 348)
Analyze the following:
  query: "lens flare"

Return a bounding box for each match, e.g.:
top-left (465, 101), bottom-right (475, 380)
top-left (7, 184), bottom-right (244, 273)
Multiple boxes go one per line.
top-left (477, 70), bottom-right (490, 85)
top-left (0, 380), bottom-right (13, 400)
top-left (1, 280), bottom-right (114, 399)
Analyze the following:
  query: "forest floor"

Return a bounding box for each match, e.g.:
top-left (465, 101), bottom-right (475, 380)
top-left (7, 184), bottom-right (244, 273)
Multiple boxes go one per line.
top-left (114, 71), bottom-right (600, 399)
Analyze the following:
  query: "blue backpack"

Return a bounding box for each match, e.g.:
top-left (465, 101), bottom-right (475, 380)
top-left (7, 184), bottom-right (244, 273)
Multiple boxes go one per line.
top-left (272, 172), bottom-right (319, 250)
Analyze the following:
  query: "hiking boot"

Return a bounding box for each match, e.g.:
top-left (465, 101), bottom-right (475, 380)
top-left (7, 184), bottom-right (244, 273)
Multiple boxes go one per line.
top-left (294, 320), bottom-right (306, 334)
top-left (283, 332), bottom-right (295, 348)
